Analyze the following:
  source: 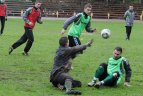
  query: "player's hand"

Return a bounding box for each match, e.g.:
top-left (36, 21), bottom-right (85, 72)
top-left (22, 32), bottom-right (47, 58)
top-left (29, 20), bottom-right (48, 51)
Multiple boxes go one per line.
top-left (86, 39), bottom-right (94, 47)
top-left (61, 29), bottom-right (65, 36)
top-left (113, 73), bottom-right (118, 77)
top-left (124, 82), bottom-right (131, 87)
top-left (28, 22), bottom-right (33, 26)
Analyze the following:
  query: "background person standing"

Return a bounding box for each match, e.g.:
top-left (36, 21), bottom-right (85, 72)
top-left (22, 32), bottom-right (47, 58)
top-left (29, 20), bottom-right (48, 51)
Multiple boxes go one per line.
top-left (124, 6), bottom-right (135, 40)
top-left (0, 0), bottom-right (7, 35)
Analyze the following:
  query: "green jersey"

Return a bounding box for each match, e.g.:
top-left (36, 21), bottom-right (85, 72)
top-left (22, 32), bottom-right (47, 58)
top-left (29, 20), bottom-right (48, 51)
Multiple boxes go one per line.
top-left (68, 13), bottom-right (91, 37)
top-left (107, 57), bottom-right (125, 84)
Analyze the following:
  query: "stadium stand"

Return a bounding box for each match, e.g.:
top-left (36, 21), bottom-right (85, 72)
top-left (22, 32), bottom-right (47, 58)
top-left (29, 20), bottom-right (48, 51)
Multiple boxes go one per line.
top-left (6, 0), bottom-right (33, 16)
top-left (5, 0), bottom-right (143, 20)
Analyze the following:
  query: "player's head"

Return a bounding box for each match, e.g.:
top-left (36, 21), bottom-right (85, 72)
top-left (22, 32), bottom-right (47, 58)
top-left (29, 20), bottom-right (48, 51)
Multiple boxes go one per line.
top-left (113, 47), bottom-right (122, 59)
top-left (59, 37), bottom-right (69, 47)
top-left (129, 6), bottom-right (133, 11)
top-left (84, 3), bottom-right (92, 16)
top-left (34, 0), bottom-right (42, 8)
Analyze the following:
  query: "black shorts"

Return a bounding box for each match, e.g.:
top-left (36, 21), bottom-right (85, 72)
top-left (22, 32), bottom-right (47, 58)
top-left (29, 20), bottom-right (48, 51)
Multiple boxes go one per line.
top-left (68, 35), bottom-right (81, 47)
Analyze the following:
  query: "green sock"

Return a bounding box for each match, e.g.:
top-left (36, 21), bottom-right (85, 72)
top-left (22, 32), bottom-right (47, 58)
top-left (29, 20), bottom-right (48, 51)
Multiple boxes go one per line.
top-left (103, 75), bottom-right (114, 84)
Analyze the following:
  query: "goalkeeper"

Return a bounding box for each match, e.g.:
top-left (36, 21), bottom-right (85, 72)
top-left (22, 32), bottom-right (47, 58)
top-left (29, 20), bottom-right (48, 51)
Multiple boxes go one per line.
top-left (88, 47), bottom-right (132, 88)
top-left (50, 37), bottom-right (93, 95)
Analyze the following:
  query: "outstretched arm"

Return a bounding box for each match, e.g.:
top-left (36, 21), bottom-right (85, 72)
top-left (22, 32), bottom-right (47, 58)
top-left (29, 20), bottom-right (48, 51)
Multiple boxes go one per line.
top-left (61, 13), bottom-right (81, 35)
top-left (64, 39), bottom-right (94, 56)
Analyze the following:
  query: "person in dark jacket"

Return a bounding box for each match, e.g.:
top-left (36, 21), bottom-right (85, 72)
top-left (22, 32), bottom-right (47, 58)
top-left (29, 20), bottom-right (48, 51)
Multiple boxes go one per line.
top-left (124, 6), bottom-right (135, 40)
top-left (50, 36), bottom-right (93, 95)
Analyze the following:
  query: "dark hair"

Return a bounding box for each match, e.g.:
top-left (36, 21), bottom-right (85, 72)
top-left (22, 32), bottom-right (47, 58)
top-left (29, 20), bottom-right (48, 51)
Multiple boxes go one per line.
top-left (114, 46), bottom-right (122, 53)
top-left (59, 37), bottom-right (68, 47)
top-left (84, 3), bottom-right (92, 9)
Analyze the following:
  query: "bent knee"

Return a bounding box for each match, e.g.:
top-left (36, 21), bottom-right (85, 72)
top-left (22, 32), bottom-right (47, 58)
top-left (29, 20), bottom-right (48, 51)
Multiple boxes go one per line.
top-left (99, 63), bottom-right (108, 69)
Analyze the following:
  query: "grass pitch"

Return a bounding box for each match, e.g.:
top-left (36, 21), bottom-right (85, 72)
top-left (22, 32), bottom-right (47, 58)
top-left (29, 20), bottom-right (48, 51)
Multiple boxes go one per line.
top-left (0, 18), bottom-right (143, 96)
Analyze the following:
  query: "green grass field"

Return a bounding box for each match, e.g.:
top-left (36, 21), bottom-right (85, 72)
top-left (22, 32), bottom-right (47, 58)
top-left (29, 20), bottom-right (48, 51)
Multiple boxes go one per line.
top-left (0, 18), bottom-right (143, 96)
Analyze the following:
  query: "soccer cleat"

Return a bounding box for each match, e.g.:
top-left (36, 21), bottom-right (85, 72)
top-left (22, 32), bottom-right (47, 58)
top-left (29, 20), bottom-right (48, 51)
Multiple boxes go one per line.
top-left (94, 82), bottom-right (102, 89)
top-left (66, 90), bottom-right (82, 95)
top-left (22, 51), bottom-right (29, 56)
top-left (9, 47), bottom-right (13, 54)
top-left (88, 80), bottom-right (96, 87)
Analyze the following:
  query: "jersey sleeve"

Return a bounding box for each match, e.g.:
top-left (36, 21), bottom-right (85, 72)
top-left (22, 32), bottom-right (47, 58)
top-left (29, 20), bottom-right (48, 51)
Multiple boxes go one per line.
top-left (37, 12), bottom-right (42, 24)
top-left (22, 7), bottom-right (32, 24)
top-left (63, 13), bottom-right (81, 30)
top-left (123, 58), bottom-right (132, 82)
top-left (85, 20), bottom-right (94, 33)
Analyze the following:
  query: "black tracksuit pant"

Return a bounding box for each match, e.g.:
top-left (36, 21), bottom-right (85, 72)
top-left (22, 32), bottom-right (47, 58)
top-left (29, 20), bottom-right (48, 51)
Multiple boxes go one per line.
top-left (0, 16), bottom-right (6, 34)
top-left (12, 27), bottom-right (34, 53)
top-left (68, 36), bottom-right (81, 47)
top-left (125, 26), bottom-right (132, 40)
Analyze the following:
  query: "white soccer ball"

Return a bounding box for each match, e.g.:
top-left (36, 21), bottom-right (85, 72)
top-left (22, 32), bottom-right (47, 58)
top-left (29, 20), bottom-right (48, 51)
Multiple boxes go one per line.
top-left (101, 29), bottom-right (111, 39)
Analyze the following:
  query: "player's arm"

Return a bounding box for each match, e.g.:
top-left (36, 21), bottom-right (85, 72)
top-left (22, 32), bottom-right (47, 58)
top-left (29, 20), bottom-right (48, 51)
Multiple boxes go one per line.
top-left (23, 7), bottom-right (32, 25)
top-left (123, 58), bottom-right (132, 86)
top-left (37, 12), bottom-right (43, 24)
top-left (85, 21), bottom-right (96, 33)
top-left (124, 11), bottom-right (128, 20)
top-left (64, 39), bottom-right (93, 56)
top-left (61, 13), bottom-right (81, 34)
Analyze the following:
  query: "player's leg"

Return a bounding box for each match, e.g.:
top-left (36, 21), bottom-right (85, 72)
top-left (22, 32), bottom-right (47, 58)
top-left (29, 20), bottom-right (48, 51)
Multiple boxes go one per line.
top-left (53, 72), bottom-right (81, 95)
top-left (88, 63), bottom-right (108, 87)
top-left (0, 16), bottom-right (2, 35)
top-left (72, 80), bottom-right (82, 88)
top-left (68, 35), bottom-right (81, 47)
top-left (128, 26), bottom-right (132, 40)
top-left (125, 26), bottom-right (130, 40)
top-left (95, 71), bottom-right (120, 88)
top-left (0, 16), bottom-right (5, 35)
top-left (68, 35), bottom-right (82, 59)
top-left (23, 27), bottom-right (34, 55)
top-left (9, 29), bottom-right (27, 54)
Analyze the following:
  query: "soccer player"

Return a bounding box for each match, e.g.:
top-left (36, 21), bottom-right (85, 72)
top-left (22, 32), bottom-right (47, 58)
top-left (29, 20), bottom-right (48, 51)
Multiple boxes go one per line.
top-left (88, 47), bottom-right (132, 88)
top-left (0, 0), bottom-right (7, 35)
top-left (50, 37), bottom-right (93, 95)
top-left (124, 6), bottom-right (135, 40)
top-left (9, 1), bottom-right (42, 55)
top-left (61, 3), bottom-right (96, 47)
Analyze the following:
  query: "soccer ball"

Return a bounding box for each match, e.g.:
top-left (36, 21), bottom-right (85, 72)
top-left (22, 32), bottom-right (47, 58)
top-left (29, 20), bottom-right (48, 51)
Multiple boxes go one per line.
top-left (101, 29), bottom-right (111, 39)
